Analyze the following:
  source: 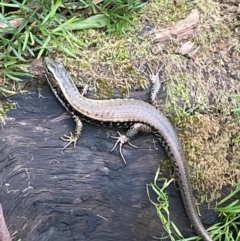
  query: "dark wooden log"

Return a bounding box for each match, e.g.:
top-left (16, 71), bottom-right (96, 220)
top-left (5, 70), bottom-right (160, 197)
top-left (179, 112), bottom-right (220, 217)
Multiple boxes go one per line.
top-left (0, 80), bottom-right (216, 241)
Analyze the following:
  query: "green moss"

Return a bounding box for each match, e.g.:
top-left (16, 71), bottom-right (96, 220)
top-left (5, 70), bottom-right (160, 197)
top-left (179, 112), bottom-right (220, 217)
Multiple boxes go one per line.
top-left (178, 115), bottom-right (240, 202)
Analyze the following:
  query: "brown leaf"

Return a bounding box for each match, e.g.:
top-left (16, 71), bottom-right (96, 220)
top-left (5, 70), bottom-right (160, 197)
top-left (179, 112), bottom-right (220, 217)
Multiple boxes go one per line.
top-left (0, 18), bottom-right (24, 29)
top-left (177, 41), bottom-right (195, 55)
top-left (177, 41), bottom-right (200, 57)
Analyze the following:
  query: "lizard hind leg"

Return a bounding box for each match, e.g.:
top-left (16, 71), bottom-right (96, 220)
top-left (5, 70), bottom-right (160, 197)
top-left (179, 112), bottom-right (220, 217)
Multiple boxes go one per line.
top-left (110, 131), bottom-right (138, 164)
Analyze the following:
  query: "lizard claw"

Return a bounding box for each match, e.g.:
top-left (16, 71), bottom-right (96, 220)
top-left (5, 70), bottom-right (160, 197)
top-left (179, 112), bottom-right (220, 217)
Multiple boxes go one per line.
top-left (61, 132), bottom-right (78, 150)
top-left (110, 131), bottom-right (138, 164)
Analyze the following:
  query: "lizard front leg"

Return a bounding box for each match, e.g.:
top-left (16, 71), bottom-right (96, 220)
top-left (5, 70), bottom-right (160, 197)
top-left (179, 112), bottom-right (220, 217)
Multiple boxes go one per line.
top-left (61, 84), bottom-right (88, 150)
top-left (61, 114), bottom-right (83, 150)
top-left (111, 123), bottom-right (152, 164)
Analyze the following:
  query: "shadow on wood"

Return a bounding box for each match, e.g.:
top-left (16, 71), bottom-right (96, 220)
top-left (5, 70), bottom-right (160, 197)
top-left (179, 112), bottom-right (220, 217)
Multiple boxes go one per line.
top-left (0, 81), bottom-right (216, 241)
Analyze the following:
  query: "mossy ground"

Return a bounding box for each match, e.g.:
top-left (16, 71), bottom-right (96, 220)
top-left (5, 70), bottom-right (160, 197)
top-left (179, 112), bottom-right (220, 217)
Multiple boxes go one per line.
top-left (4, 0), bottom-right (240, 202)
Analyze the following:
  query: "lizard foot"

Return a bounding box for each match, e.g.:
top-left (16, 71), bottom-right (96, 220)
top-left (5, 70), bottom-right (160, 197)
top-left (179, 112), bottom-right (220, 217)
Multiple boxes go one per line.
top-left (61, 132), bottom-right (78, 150)
top-left (110, 131), bottom-right (138, 164)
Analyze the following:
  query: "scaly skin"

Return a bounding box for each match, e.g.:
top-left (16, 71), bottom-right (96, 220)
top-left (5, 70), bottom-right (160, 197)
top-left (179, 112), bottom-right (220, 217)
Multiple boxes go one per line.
top-left (43, 57), bottom-right (213, 241)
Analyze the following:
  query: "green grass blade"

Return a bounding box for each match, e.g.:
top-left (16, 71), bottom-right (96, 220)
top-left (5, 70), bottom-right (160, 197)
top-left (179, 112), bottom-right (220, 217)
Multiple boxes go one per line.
top-left (51, 16), bottom-right (77, 33)
top-left (51, 35), bottom-right (76, 58)
top-left (4, 73), bottom-right (23, 82)
top-left (217, 183), bottom-right (240, 205)
top-left (22, 30), bottom-right (29, 52)
top-left (37, 34), bottom-right (51, 59)
top-left (65, 14), bottom-right (109, 30)
top-left (42, 0), bottom-right (62, 25)
top-left (0, 2), bottom-right (19, 8)
top-left (232, 108), bottom-right (240, 113)
top-left (25, 45), bottom-right (35, 57)
top-left (31, 33), bottom-right (44, 46)
top-left (0, 87), bottom-right (17, 95)
top-left (64, 30), bottom-right (86, 47)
